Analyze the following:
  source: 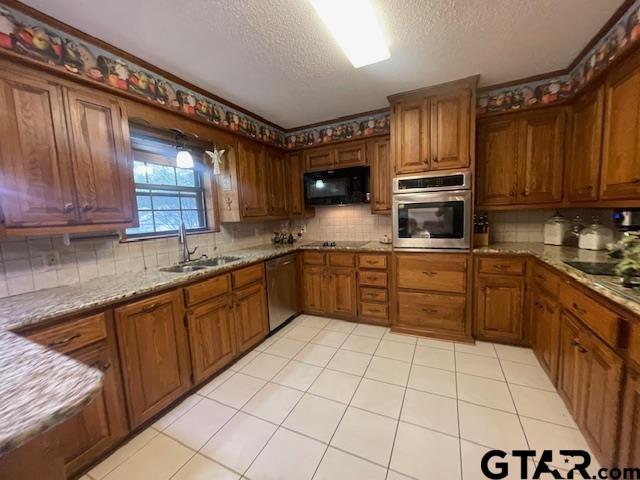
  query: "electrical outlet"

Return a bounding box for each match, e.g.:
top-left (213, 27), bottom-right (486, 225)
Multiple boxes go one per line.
top-left (41, 250), bottom-right (61, 269)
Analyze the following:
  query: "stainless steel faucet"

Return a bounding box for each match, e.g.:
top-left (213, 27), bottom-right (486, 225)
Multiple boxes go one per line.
top-left (178, 221), bottom-right (198, 263)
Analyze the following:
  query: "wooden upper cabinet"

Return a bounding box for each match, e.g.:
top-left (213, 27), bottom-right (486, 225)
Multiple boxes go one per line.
top-left (115, 290), bottom-right (191, 428)
top-left (0, 71), bottom-right (77, 227)
top-left (566, 86), bottom-right (604, 202)
top-left (66, 88), bottom-right (135, 224)
top-left (266, 148), bottom-right (288, 216)
top-left (600, 52), bottom-right (640, 200)
top-left (368, 137), bottom-right (392, 214)
top-left (234, 282), bottom-right (268, 353)
top-left (474, 274), bottom-right (525, 343)
top-left (392, 97), bottom-right (430, 174)
top-left (335, 141), bottom-right (366, 168)
top-left (430, 89), bottom-right (471, 170)
top-left (515, 108), bottom-right (566, 204)
top-left (285, 152), bottom-right (305, 216)
top-left (304, 147), bottom-right (335, 172)
top-left (477, 117), bottom-right (518, 206)
top-left (237, 140), bottom-right (269, 217)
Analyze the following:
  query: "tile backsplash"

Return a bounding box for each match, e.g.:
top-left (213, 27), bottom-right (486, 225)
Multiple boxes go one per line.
top-left (303, 205), bottom-right (392, 242)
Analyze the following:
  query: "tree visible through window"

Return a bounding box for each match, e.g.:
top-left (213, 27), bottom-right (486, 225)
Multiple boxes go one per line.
top-left (126, 133), bottom-right (208, 237)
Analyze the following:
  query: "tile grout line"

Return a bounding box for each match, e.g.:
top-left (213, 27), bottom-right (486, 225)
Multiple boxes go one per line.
top-left (454, 341), bottom-right (464, 480)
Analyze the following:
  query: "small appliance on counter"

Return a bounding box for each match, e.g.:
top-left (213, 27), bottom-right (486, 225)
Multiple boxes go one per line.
top-left (563, 215), bottom-right (585, 247)
top-left (473, 213), bottom-right (489, 247)
top-left (614, 209), bottom-right (640, 231)
top-left (544, 210), bottom-right (569, 246)
top-left (578, 217), bottom-right (614, 251)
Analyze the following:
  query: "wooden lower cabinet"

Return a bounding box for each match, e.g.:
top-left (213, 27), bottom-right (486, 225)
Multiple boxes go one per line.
top-left (396, 291), bottom-right (466, 336)
top-left (557, 312), bottom-right (583, 415)
top-left (474, 274), bottom-right (525, 343)
top-left (115, 290), bottom-right (192, 428)
top-left (530, 288), bottom-right (561, 383)
top-left (303, 265), bottom-right (328, 314)
top-left (186, 295), bottom-right (237, 384)
top-left (619, 368), bottom-right (640, 467)
top-left (328, 267), bottom-right (358, 318)
top-left (234, 282), bottom-right (268, 353)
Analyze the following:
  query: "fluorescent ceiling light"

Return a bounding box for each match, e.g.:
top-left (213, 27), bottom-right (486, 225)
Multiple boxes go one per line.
top-left (309, 0), bottom-right (390, 68)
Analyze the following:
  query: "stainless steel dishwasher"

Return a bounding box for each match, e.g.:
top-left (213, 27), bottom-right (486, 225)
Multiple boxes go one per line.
top-left (266, 253), bottom-right (300, 332)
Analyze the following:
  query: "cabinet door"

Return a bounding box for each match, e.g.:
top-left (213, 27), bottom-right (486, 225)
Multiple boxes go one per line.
top-left (335, 141), bottom-right (366, 168)
top-left (303, 266), bottom-right (328, 315)
top-left (266, 148), bottom-right (288, 216)
top-left (566, 87), bottom-right (604, 202)
top-left (237, 140), bottom-right (269, 217)
top-left (286, 152), bottom-right (304, 216)
top-left (304, 147), bottom-right (335, 172)
top-left (186, 295), bottom-right (236, 384)
top-left (392, 98), bottom-right (430, 174)
top-left (600, 54), bottom-right (640, 199)
top-left (50, 343), bottom-right (128, 477)
top-left (475, 275), bottom-right (524, 342)
top-left (557, 312), bottom-right (583, 415)
top-left (579, 331), bottom-right (623, 466)
top-left (328, 267), bottom-right (357, 319)
top-left (619, 369), bottom-right (640, 468)
top-left (516, 108), bottom-right (566, 204)
top-left (234, 282), bottom-right (268, 353)
top-left (531, 290), bottom-right (560, 384)
top-left (430, 89), bottom-right (470, 170)
top-left (65, 88), bottom-right (135, 224)
top-left (369, 137), bottom-right (392, 214)
top-left (0, 71), bottom-right (77, 227)
top-left (477, 117), bottom-right (518, 206)
top-left (115, 290), bottom-right (191, 427)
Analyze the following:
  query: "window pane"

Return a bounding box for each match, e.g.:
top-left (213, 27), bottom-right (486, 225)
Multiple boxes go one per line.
top-left (176, 168), bottom-right (196, 186)
top-left (152, 195), bottom-right (180, 210)
top-left (147, 164), bottom-right (176, 186)
top-left (180, 196), bottom-right (198, 210)
top-left (127, 211), bottom-right (155, 235)
top-left (136, 195), bottom-right (152, 210)
top-left (133, 161), bottom-right (148, 183)
top-left (182, 210), bottom-right (203, 229)
top-left (153, 210), bottom-right (182, 231)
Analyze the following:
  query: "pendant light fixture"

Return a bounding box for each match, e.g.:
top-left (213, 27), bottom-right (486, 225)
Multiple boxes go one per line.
top-left (171, 129), bottom-right (194, 169)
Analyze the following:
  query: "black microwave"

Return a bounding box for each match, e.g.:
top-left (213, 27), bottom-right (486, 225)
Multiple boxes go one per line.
top-left (304, 167), bottom-right (370, 206)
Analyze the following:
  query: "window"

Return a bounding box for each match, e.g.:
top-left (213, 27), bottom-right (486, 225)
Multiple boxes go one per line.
top-left (126, 133), bottom-right (208, 238)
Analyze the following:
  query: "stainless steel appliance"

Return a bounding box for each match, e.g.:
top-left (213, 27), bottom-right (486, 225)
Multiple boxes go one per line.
top-left (304, 167), bottom-right (370, 206)
top-left (392, 171), bottom-right (472, 250)
top-left (614, 209), bottom-right (640, 231)
top-left (266, 254), bottom-right (300, 332)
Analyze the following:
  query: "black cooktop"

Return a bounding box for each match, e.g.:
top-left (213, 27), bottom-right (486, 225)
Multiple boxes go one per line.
top-left (564, 261), bottom-right (618, 276)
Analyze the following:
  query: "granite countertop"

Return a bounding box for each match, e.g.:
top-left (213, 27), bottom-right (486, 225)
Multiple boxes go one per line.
top-left (475, 243), bottom-right (640, 317)
top-left (0, 330), bottom-right (103, 456)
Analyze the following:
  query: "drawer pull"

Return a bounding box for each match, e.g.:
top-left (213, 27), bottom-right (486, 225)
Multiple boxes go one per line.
top-left (421, 271), bottom-right (437, 277)
top-left (47, 333), bottom-right (81, 349)
top-left (365, 260), bottom-right (377, 265)
top-left (100, 361), bottom-right (112, 371)
top-left (368, 307), bottom-right (381, 313)
top-left (573, 339), bottom-right (588, 353)
top-left (536, 274), bottom-right (547, 281)
top-left (571, 302), bottom-right (587, 315)
top-left (493, 264), bottom-right (510, 270)
top-left (534, 301), bottom-right (544, 309)
top-left (142, 303), bottom-right (160, 313)
top-left (422, 308), bottom-right (438, 314)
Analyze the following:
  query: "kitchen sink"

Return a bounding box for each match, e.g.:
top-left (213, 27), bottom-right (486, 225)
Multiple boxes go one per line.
top-left (160, 255), bottom-right (243, 273)
top-left (563, 260), bottom-right (618, 276)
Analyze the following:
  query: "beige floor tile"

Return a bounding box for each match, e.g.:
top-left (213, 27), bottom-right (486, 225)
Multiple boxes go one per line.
top-left (242, 383), bottom-right (303, 424)
top-left (401, 389), bottom-right (458, 436)
top-left (413, 345), bottom-right (455, 370)
top-left (494, 344), bottom-right (539, 365)
top-left (501, 360), bottom-right (555, 391)
top-left (510, 384), bottom-right (577, 427)
top-left (390, 422), bottom-right (461, 480)
top-left (308, 369), bottom-right (361, 404)
top-left (313, 447), bottom-right (387, 480)
top-left (246, 428), bottom-right (325, 480)
top-left (455, 341), bottom-right (497, 358)
top-left (416, 337), bottom-right (454, 350)
top-left (152, 395), bottom-right (202, 431)
top-left (352, 323), bottom-right (387, 339)
top-left (264, 337), bottom-right (307, 359)
top-left (458, 402), bottom-right (527, 450)
top-left (239, 352), bottom-right (289, 380)
top-left (298, 315), bottom-right (332, 329)
top-left (102, 434), bottom-right (193, 480)
top-left (327, 349), bottom-right (372, 375)
top-left (331, 407), bottom-right (397, 465)
top-left (201, 412), bottom-right (276, 473)
top-left (207, 373), bottom-right (266, 408)
top-left (171, 454), bottom-right (239, 480)
top-left (341, 334), bottom-right (380, 354)
top-left (271, 360), bottom-right (322, 391)
top-left (311, 330), bottom-right (349, 348)
top-left (324, 318), bottom-right (358, 333)
top-left (229, 350), bottom-right (260, 371)
top-left (351, 378), bottom-right (405, 418)
top-left (89, 428), bottom-right (159, 479)
top-left (456, 373), bottom-right (515, 412)
top-left (381, 331), bottom-right (417, 345)
top-left (387, 470), bottom-right (414, 480)
top-left (408, 364), bottom-right (457, 398)
top-left (283, 393), bottom-right (346, 442)
top-left (164, 398), bottom-right (236, 450)
top-left (294, 343), bottom-right (337, 367)
top-left (365, 356), bottom-right (411, 386)
top-left (455, 352), bottom-right (504, 380)
top-left (374, 340), bottom-right (415, 363)
top-left (284, 325), bottom-right (322, 342)
top-left (461, 439), bottom-right (529, 480)
top-left (196, 370), bottom-right (235, 397)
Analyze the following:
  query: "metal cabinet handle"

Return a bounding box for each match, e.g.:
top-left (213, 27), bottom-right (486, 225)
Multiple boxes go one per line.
top-left (82, 204), bottom-right (93, 212)
top-left (493, 264), bottom-right (510, 270)
top-left (534, 301), bottom-right (544, 309)
top-left (421, 271), bottom-right (437, 277)
top-left (586, 185), bottom-right (594, 191)
top-left (142, 302), bottom-right (160, 313)
top-left (422, 308), bottom-right (438, 314)
top-left (63, 203), bottom-right (75, 213)
top-left (522, 189), bottom-right (530, 197)
top-left (100, 361), bottom-right (112, 371)
top-left (633, 178), bottom-right (640, 184)
top-left (536, 274), bottom-right (546, 281)
top-left (47, 333), bottom-right (81, 349)
top-left (571, 302), bottom-right (587, 315)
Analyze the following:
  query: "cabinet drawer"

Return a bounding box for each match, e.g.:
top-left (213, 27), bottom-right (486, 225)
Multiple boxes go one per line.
top-left (303, 251), bottom-right (326, 265)
top-left (359, 271), bottom-right (388, 287)
top-left (397, 291), bottom-right (466, 333)
top-left (477, 256), bottom-right (526, 276)
top-left (329, 252), bottom-right (356, 267)
top-left (359, 254), bottom-right (387, 269)
top-left (559, 282), bottom-right (621, 347)
top-left (360, 287), bottom-right (388, 302)
top-left (628, 322), bottom-right (640, 368)
top-left (28, 312), bottom-right (107, 355)
top-left (232, 263), bottom-right (264, 289)
top-left (184, 274), bottom-right (231, 306)
top-left (532, 262), bottom-right (561, 296)
top-left (360, 302), bottom-right (389, 320)
top-left (396, 254), bottom-right (466, 293)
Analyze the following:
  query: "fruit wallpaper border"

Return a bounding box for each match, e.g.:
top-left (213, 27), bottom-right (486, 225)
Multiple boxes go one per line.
top-left (0, 3), bottom-right (286, 147)
top-left (477, 0), bottom-right (640, 114)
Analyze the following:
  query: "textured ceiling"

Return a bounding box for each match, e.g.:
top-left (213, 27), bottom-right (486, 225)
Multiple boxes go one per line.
top-left (22, 0), bottom-right (621, 128)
